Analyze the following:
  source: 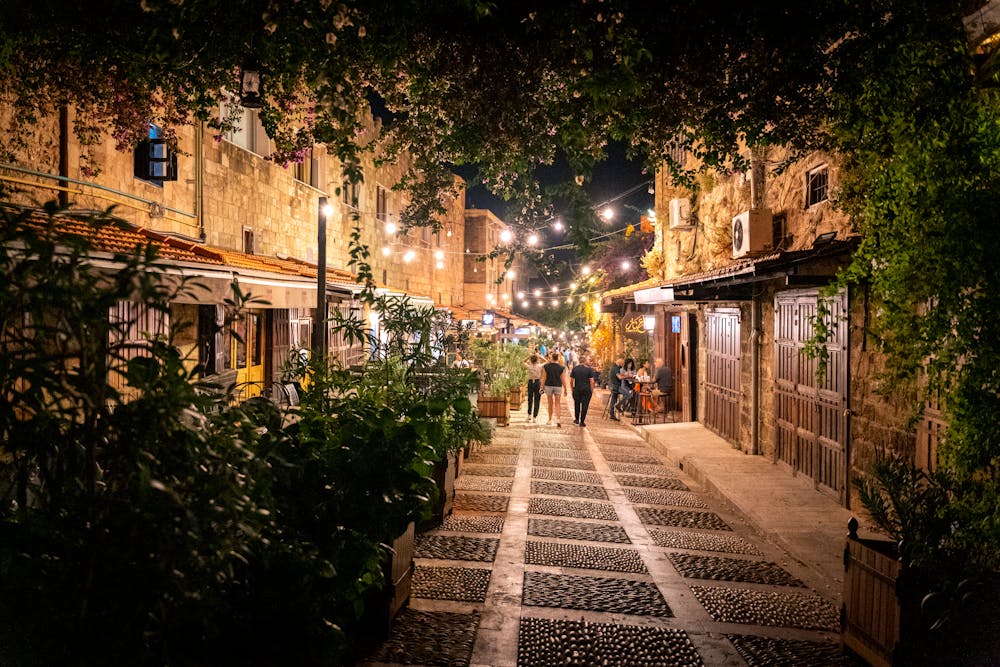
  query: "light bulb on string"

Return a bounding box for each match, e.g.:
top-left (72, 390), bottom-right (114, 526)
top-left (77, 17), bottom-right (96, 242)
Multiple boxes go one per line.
top-left (527, 233), bottom-right (539, 246)
top-left (381, 246), bottom-right (391, 257)
top-left (499, 229), bottom-right (513, 244)
top-left (620, 260), bottom-right (631, 271)
top-left (600, 207), bottom-right (614, 222)
top-left (403, 250), bottom-right (416, 263)
top-left (436, 261), bottom-right (444, 270)
top-left (553, 220), bottom-right (564, 232)
top-left (385, 221), bottom-right (398, 235)
top-left (434, 249), bottom-right (445, 260)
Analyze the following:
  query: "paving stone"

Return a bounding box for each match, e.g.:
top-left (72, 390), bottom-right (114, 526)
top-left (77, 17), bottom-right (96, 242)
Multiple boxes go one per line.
top-left (527, 518), bottom-right (631, 544)
top-left (616, 473), bottom-right (690, 491)
top-left (635, 507), bottom-right (731, 531)
top-left (533, 447), bottom-right (590, 459)
top-left (608, 462), bottom-right (677, 476)
top-left (522, 571), bottom-right (672, 616)
top-left (596, 437), bottom-right (648, 448)
top-left (530, 480), bottom-right (608, 500)
top-left (469, 453), bottom-right (519, 465)
top-left (528, 497), bottom-right (618, 521)
top-left (481, 445), bottom-right (520, 454)
top-left (531, 467), bottom-right (602, 484)
top-left (454, 476), bottom-right (513, 493)
top-left (462, 464), bottom-right (516, 477)
top-left (690, 586), bottom-right (840, 631)
top-left (727, 634), bottom-right (858, 666)
top-left (517, 617), bottom-right (702, 667)
top-left (525, 540), bottom-right (647, 573)
top-left (531, 438), bottom-right (584, 449)
top-left (438, 514), bottom-right (505, 534)
top-left (453, 493), bottom-right (509, 513)
top-left (668, 553), bottom-right (804, 587)
top-left (415, 535), bottom-right (499, 562)
top-left (601, 451), bottom-right (662, 464)
top-left (648, 529), bottom-right (762, 555)
top-left (413, 565), bottom-right (492, 602)
top-left (532, 456), bottom-right (597, 471)
top-left (367, 609), bottom-right (479, 667)
top-left (624, 487), bottom-right (709, 508)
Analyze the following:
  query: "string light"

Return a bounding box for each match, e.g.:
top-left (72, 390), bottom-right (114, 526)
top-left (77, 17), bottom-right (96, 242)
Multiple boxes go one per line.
top-left (553, 220), bottom-right (564, 232)
top-left (517, 291), bottom-right (525, 299)
top-left (601, 207), bottom-right (614, 222)
top-left (534, 289), bottom-right (542, 297)
top-left (527, 233), bottom-right (539, 246)
top-left (620, 260), bottom-right (631, 270)
top-left (521, 300), bottom-right (529, 308)
top-left (381, 246), bottom-right (391, 257)
top-left (434, 249), bottom-right (445, 260)
top-left (436, 261), bottom-right (444, 269)
top-left (499, 229), bottom-right (513, 244)
top-left (385, 221), bottom-right (398, 235)
top-left (403, 249), bottom-right (416, 263)
top-left (506, 269), bottom-right (516, 280)
top-left (581, 265), bottom-right (592, 276)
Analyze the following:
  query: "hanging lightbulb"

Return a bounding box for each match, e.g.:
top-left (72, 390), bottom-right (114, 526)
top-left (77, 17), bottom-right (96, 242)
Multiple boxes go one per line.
top-left (502, 293), bottom-right (510, 301)
top-left (486, 293), bottom-right (495, 302)
top-left (403, 249), bottom-right (416, 263)
top-left (434, 249), bottom-right (445, 260)
top-left (569, 282), bottom-right (577, 290)
top-left (534, 289), bottom-right (542, 297)
top-left (553, 219), bottom-right (564, 232)
top-left (551, 299), bottom-right (559, 307)
top-left (527, 233), bottom-right (539, 246)
top-left (385, 221), bottom-right (398, 235)
top-left (537, 299), bottom-right (543, 306)
top-left (601, 207), bottom-right (614, 222)
top-left (506, 269), bottom-right (516, 280)
top-left (436, 261), bottom-right (444, 270)
top-left (381, 246), bottom-right (391, 257)
top-left (620, 260), bottom-right (631, 271)
top-left (551, 286), bottom-right (558, 293)
top-left (446, 228), bottom-right (453, 237)
top-left (517, 291), bottom-right (525, 299)
top-left (499, 229), bottom-right (513, 244)
top-left (521, 300), bottom-right (529, 309)
top-left (581, 265), bottom-right (592, 276)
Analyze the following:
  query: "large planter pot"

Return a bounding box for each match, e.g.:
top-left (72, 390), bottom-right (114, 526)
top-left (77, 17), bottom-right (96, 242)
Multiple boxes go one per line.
top-left (478, 394), bottom-right (509, 426)
top-left (841, 519), bottom-right (901, 667)
top-left (508, 387), bottom-right (523, 410)
top-left (421, 454), bottom-right (458, 531)
top-left (841, 517), bottom-right (1000, 666)
top-left (355, 521), bottom-right (415, 653)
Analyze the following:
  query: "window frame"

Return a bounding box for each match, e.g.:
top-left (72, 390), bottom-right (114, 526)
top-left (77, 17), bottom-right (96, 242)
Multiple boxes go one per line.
top-left (806, 164), bottom-right (830, 208)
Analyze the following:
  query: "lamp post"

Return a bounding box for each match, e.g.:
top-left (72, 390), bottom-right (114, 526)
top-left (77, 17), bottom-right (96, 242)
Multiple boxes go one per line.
top-left (313, 197), bottom-right (334, 359)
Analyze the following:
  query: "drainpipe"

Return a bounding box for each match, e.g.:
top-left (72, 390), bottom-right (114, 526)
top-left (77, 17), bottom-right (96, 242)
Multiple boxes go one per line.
top-left (749, 146), bottom-right (766, 211)
top-left (195, 122), bottom-right (206, 241)
top-left (750, 291), bottom-right (762, 456)
top-left (58, 106), bottom-right (69, 207)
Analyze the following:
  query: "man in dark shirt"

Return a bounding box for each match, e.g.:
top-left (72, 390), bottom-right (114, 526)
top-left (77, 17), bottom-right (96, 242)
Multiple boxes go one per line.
top-left (607, 355), bottom-right (624, 421)
top-left (570, 354), bottom-right (597, 427)
top-left (653, 356), bottom-right (674, 394)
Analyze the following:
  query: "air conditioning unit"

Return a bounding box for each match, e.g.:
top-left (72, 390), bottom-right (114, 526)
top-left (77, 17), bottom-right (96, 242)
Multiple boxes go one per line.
top-left (669, 197), bottom-right (692, 229)
top-left (731, 209), bottom-right (773, 258)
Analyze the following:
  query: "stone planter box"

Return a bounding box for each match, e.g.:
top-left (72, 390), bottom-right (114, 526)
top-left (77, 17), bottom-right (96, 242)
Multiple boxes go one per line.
top-left (357, 521), bottom-right (415, 651)
top-left (478, 394), bottom-right (509, 426)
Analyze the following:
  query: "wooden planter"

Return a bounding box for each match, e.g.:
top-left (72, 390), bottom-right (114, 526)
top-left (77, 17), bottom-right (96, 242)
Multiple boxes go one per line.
top-left (842, 518), bottom-right (901, 667)
top-left (421, 453), bottom-right (458, 531)
top-left (508, 386), bottom-right (523, 410)
top-left (357, 521), bottom-right (415, 651)
top-left (478, 394), bottom-right (509, 426)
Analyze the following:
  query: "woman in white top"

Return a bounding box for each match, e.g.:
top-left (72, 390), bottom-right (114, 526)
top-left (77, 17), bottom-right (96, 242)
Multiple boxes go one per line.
top-left (524, 354), bottom-right (545, 422)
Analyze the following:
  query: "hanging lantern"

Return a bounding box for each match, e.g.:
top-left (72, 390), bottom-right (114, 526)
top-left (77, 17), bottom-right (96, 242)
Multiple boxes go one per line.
top-left (239, 60), bottom-right (263, 108)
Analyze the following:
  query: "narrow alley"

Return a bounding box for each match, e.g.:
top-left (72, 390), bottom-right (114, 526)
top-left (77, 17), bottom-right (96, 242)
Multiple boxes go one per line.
top-left (362, 396), bottom-right (855, 667)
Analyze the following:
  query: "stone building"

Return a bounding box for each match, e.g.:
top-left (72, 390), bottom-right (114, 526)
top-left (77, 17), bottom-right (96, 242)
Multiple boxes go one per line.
top-left (602, 145), bottom-right (916, 510)
top-left (0, 101), bottom-right (472, 397)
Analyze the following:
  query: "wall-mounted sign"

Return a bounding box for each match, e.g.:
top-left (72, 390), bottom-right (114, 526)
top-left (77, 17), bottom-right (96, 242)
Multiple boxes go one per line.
top-left (621, 315), bottom-right (648, 339)
top-left (514, 326), bottom-right (532, 335)
top-left (671, 315), bottom-right (682, 333)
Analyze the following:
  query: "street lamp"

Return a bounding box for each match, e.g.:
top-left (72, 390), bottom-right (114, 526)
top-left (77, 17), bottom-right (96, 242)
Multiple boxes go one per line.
top-left (313, 196), bottom-right (334, 358)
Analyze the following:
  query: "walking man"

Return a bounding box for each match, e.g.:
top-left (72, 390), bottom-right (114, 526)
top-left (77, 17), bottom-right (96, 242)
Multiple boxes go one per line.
top-left (570, 354), bottom-right (597, 428)
top-left (542, 351), bottom-right (567, 427)
top-left (608, 355), bottom-right (624, 421)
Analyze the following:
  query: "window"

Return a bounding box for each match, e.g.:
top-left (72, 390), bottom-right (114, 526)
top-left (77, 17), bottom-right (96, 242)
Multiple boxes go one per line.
top-left (243, 226), bottom-right (255, 255)
top-left (376, 184), bottom-right (388, 222)
top-left (221, 100), bottom-right (271, 156)
top-left (340, 176), bottom-right (359, 208)
top-left (806, 165), bottom-right (829, 207)
top-left (293, 147), bottom-right (324, 188)
top-left (133, 124), bottom-right (176, 186)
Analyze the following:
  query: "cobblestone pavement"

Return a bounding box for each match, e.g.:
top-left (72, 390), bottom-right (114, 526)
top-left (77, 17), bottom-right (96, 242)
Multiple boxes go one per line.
top-left (362, 396), bottom-right (856, 667)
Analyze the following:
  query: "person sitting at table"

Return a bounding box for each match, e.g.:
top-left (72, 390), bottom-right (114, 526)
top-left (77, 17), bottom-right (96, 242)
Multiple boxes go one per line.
top-left (636, 360), bottom-right (652, 383)
top-left (616, 358), bottom-right (636, 413)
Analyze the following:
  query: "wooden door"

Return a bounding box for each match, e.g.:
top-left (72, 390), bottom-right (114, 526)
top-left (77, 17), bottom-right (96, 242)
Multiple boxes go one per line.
top-left (680, 312), bottom-right (697, 422)
top-left (774, 290), bottom-right (848, 500)
top-left (233, 309), bottom-right (266, 398)
top-left (704, 309), bottom-right (741, 442)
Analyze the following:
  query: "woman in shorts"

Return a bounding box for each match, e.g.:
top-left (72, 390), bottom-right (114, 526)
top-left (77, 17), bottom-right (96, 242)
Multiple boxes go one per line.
top-left (542, 351), bottom-right (568, 427)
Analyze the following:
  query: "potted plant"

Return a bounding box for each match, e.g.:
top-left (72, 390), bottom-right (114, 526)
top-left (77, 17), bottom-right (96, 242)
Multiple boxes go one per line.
top-left (504, 344), bottom-right (528, 409)
top-left (842, 456), bottom-right (1000, 666)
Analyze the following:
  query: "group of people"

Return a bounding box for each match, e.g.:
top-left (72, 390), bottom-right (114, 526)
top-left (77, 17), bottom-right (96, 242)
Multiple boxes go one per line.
top-left (524, 350), bottom-right (599, 428)
top-left (607, 355), bottom-right (673, 421)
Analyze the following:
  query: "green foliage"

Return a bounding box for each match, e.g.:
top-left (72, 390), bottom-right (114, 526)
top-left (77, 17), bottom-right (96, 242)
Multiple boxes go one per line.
top-left (0, 205), bottom-right (484, 665)
top-left (827, 4), bottom-right (1000, 575)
